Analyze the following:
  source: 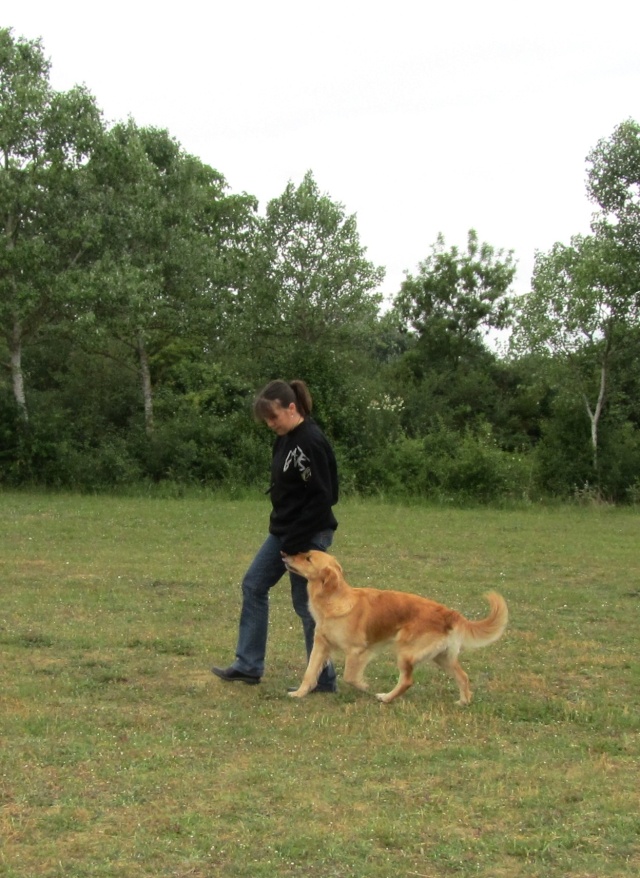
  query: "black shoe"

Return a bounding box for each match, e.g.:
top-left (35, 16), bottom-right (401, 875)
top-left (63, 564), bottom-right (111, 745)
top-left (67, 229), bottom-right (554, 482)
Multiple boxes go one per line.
top-left (287, 684), bottom-right (337, 694)
top-left (211, 666), bottom-right (261, 685)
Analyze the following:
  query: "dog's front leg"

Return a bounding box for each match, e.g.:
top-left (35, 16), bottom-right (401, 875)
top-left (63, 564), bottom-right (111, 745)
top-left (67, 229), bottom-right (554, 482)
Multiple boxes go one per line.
top-left (288, 634), bottom-right (331, 698)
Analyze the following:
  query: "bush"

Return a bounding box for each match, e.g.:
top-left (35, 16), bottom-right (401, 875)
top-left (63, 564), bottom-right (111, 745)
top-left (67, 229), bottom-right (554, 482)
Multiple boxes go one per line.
top-left (139, 411), bottom-right (270, 489)
top-left (60, 437), bottom-right (144, 489)
top-left (346, 422), bottom-right (532, 503)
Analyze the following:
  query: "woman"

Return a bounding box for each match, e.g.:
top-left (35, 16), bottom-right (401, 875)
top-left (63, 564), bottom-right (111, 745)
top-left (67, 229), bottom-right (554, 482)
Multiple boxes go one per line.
top-left (212, 379), bottom-right (339, 692)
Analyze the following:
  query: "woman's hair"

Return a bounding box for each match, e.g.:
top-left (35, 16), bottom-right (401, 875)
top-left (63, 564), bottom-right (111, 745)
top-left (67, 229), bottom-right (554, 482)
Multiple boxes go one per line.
top-left (253, 379), bottom-right (313, 420)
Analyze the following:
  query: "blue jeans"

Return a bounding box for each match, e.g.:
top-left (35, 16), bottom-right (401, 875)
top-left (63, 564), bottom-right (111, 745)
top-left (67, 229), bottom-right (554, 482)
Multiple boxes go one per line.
top-left (232, 530), bottom-right (337, 687)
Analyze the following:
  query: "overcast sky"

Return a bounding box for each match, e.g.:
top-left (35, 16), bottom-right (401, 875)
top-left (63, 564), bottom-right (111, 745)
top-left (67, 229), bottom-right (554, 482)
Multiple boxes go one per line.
top-left (7, 1), bottom-right (640, 301)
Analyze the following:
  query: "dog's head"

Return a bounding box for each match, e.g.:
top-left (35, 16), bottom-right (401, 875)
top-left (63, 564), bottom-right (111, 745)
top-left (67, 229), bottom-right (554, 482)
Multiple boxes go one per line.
top-left (282, 550), bottom-right (343, 586)
top-left (283, 550), bottom-right (354, 615)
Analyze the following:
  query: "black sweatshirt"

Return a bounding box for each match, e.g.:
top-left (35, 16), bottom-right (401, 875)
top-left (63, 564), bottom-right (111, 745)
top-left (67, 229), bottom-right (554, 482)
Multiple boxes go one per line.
top-left (268, 418), bottom-right (339, 554)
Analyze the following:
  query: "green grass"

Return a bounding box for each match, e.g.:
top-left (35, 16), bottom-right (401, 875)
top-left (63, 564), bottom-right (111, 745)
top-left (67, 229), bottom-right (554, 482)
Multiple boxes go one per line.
top-left (1, 492), bottom-right (638, 877)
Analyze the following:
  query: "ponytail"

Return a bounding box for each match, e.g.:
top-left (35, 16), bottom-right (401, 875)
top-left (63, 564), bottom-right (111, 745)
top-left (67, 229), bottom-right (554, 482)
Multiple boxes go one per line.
top-left (253, 379), bottom-right (313, 420)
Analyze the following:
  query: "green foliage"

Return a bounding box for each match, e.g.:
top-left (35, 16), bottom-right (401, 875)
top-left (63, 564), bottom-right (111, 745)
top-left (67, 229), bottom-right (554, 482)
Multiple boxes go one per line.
top-left (380, 230), bottom-right (538, 497)
top-left (587, 117), bottom-right (640, 224)
top-left (394, 228), bottom-right (515, 366)
top-left (527, 381), bottom-right (640, 502)
top-left (139, 411), bottom-right (270, 488)
top-left (0, 28), bottom-right (104, 420)
top-left (235, 171), bottom-right (384, 381)
top-left (531, 398), bottom-right (594, 498)
top-left (599, 419), bottom-right (640, 500)
top-left (80, 121), bottom-right (257, 434)
top-left (259, 170), bottom-right (384, 335)
top-left (511, 120), bottom-right (640, 490)
top-left (346, 420), bottom-right (532, 503)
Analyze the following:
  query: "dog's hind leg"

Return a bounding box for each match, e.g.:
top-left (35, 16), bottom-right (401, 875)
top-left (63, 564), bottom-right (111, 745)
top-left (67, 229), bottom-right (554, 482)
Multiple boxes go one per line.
top-left (433, 651), bottom-right (471, 705)
top-left (375, 654), bottom-right (415, 704)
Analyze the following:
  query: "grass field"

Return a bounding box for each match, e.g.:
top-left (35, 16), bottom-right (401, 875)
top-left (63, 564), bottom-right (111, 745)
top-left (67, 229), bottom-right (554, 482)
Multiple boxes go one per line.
top-left (1, 492), bottom-right (638, 877)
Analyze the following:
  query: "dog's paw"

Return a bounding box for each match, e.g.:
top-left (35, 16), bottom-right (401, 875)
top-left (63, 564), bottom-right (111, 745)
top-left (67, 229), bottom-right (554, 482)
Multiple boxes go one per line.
top-left (288, 689), bottom-right (305, 698)
top-left (375, 692), bottom-right (393, 703)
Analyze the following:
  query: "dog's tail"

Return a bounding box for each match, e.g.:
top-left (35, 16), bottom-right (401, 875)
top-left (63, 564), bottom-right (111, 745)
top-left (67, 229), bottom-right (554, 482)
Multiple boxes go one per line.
top-left (459, 592), bottom-right (508, 650)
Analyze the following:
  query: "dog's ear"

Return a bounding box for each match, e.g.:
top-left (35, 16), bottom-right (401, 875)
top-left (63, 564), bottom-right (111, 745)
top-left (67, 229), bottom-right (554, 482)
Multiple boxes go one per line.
top-left (320, 565), bottom-right (340, 590)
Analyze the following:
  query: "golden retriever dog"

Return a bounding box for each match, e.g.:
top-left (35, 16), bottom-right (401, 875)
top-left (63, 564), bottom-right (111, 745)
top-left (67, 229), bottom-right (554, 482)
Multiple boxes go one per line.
top-left (282, 550), bottom-right (508, 705)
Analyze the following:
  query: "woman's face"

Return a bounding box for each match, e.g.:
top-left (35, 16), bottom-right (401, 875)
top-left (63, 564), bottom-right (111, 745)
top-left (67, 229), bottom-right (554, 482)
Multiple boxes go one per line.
top-left (264, 402), bottom-right (300, 436)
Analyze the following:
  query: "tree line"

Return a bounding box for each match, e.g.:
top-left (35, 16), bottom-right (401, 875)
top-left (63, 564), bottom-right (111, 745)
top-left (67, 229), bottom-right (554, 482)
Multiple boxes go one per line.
top-left (2, 28), bottom-right (639, 502)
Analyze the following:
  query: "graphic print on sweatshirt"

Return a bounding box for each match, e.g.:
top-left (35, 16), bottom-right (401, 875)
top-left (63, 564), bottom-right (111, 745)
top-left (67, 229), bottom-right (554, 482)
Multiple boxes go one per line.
top-left (283, 446), bottom-right (312, 482)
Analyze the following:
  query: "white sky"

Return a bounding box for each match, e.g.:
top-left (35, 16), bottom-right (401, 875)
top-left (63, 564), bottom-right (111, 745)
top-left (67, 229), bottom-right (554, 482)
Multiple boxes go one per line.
top-left (7, 1), bottom-right (640, 302)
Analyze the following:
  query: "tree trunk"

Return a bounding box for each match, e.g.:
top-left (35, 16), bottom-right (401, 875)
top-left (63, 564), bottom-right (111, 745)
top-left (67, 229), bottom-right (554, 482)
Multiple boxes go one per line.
top-left (5, 222), bottom-right (28, 420)
top-left (584, 350), bottom-right (608, 475)
top-left (137, 331), bottom-right (154, 435)
top-left (10, 316), bottom-right (29, 421)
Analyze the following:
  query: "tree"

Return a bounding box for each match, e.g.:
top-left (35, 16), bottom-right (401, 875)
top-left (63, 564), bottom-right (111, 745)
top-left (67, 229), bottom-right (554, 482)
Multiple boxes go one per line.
top-left (241, 171), bottom-right (384, 369)
top-left (586, 119), bottom-right (640, 333)
top-left (513, 235), bottom-right (626, 473)
top-left (228, 171), bottom-right (386, 445)
top-left (388, 230), bottom-right (516, 436)
top-left (0, 28), bottom-right (103, 420)
top-left (394, 229), bottom-right (515, 363)
top-left (587, 118), bottom-right (640, 237)
top-left (512, 121), bottom-right (640, 478)
top-left (81, 121), bottom-right (257, 434)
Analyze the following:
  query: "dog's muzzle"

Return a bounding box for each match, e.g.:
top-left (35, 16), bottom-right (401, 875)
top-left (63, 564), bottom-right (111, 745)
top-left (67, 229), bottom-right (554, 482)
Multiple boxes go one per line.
top-left (281, 552), bottom-right (293, 572)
